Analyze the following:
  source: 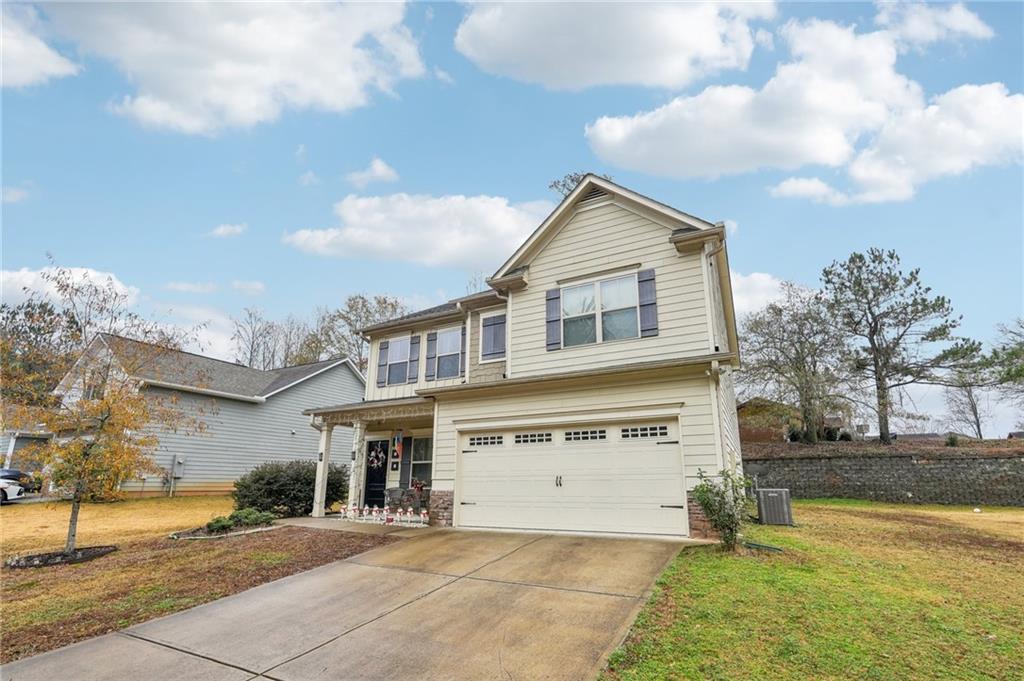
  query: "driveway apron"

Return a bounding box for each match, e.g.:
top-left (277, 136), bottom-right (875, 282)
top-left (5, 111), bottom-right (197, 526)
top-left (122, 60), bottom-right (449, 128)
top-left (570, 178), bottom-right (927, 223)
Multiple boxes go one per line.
top-left (1, 530), bottom-right (684, 681)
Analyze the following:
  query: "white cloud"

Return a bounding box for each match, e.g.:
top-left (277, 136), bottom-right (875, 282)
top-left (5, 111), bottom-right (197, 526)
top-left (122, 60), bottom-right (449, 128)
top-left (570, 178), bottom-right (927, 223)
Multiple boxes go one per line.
top-left (298, 171), bottom-right (321, 187)
top-left (283, 193), bottom-right (555, 269)
top-left (2, 186), bottom-right (29, 204)
top-left (754, 28), bottom-right (775, 51)
top-left (165, 304), bottom-right (236, 361)
top-left (875, 1), bottom-right (993, 47)
top-left (40, 3), bottom-right (424, 134)
top-left (294, 144), bottom-right (306, 162)
top-left (455, 3), bottom-right (775, 91)
top-left (587, 20), bottom-right (921, 179)
top-left (772, 83), bottom-right (1024, 205)
top-left (1, 267), bottom-right (140, 306)
top-left (231, 280), bottom-right (265, 295)
top-left (434, 67), bottom-right (455, 86)
top-left (0, 5), bottom-right (80, 88)
top-left (769, 177), bottom-right (850, 206)
top-left (208, 223), bottom-right (247, 238)
top-left (164, 281), bottom-right (217, 294)
top-left (587, 18), bottom-right (1022, 203)
top-left (723, 219), bottom-right (739, 236)
top-left (730, 270), bottom-right (784, 318)
top-left (345, 158), bottom-right (400, 189)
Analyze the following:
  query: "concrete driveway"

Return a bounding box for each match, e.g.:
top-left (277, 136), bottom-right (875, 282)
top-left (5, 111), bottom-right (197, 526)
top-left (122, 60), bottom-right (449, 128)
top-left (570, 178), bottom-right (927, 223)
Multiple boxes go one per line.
top-left (3, 529), bottom-right (689, 681)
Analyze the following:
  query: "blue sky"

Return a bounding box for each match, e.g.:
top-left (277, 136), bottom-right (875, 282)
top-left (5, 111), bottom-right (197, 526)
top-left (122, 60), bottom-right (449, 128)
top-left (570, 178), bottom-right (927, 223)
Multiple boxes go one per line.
top-left (2, 2), bottom-right (1022, 430)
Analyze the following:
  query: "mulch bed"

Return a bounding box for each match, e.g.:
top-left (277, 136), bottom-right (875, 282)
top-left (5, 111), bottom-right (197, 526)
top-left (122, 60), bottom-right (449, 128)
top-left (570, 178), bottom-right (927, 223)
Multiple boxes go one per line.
top-left (5, 545), bottom-right (118, 569)
top-left (0, 527), bottom-right (397, 663)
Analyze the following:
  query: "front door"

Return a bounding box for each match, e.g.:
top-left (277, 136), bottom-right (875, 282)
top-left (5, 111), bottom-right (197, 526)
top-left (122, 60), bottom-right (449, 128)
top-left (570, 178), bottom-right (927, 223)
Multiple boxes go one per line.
top-left (363, 440), bottom-right (389, 508)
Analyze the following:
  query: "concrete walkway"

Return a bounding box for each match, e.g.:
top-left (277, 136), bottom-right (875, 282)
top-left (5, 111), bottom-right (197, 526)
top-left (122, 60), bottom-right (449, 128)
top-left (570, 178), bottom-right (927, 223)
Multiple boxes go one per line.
top-left (3, 529), bottom-right (701, 681)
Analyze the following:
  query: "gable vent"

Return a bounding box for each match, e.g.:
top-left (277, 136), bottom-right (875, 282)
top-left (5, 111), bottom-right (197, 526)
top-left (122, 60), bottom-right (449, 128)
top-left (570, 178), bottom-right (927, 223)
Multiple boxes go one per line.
top-left (577, 186), bottom-right (609, 205)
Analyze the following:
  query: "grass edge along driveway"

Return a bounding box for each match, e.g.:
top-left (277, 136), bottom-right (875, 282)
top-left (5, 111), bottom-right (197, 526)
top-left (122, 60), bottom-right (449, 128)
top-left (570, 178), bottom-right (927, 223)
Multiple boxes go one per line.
top-left (602, 499), bottom-right (1024, 681)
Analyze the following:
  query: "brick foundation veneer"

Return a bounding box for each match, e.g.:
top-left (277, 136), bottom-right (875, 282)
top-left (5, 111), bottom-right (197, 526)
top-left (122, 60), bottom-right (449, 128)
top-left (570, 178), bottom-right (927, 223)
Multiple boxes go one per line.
top-left (687, 495), bottom-right (716, 539)
top-left (429, 490), bottom-right (454, 527)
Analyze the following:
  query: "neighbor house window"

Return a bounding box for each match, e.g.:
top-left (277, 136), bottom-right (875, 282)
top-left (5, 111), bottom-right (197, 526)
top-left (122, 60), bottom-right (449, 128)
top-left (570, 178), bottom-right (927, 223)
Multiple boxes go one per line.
top-left (561, 274), bottom-right (639, 347)
top-left (411, 437), bottom-right (432, 488)
top-left (386, 335), bottom-right (411, 385)
top-left (435, 327), bottom-right (461, 379)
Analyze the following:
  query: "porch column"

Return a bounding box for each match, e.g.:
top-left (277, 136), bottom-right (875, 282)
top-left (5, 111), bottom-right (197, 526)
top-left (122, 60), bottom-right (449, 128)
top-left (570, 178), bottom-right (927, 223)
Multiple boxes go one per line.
top-left (348, 419), bottom-right (365, 509)
top-left (311, 424), bottom-right (334, 518)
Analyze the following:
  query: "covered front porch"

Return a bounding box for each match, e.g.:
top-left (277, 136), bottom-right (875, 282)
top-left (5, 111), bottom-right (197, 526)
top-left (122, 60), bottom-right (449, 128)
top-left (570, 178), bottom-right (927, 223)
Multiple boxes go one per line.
top-left (305, 396), bottom-right (435, 520)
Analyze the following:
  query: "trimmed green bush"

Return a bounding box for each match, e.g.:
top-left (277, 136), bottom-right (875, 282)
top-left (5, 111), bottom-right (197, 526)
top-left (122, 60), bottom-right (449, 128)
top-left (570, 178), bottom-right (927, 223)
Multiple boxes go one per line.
top-left (205, 516), bottom-right (235, 533)
top-left (838, 431), bottom-right (853, 441)
top-left (228, 508), bottom-right (277, 527)
top-left (233, 460), bottom-right (348, 517)
top-left (946, 433), bottom-right (959, 447)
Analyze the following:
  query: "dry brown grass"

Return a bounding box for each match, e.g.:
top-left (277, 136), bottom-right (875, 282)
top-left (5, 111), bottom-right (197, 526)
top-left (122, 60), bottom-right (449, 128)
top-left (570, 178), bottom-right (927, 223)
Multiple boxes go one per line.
top-left (1, 496), bottom-right (234, 558)
top-left (0, 496), bottom-right (397, 663)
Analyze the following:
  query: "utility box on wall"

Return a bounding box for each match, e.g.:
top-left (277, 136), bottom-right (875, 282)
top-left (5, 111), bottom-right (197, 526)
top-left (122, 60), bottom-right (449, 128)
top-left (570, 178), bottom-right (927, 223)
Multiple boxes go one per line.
top-left (756, 488), bottom-right (794, 525)
top-left (171, 456), bottom-right (187, 480)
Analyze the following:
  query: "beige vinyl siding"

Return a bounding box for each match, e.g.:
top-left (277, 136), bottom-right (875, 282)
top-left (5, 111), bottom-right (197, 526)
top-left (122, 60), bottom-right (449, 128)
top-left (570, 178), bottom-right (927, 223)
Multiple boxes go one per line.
top-left (508, 201), bottom-right (710, 378)
top-left (123, 364), bottom-right (363, 494)
top-left (432, 369), bottom-right (719, 494)
top-left (365, 326), bottom-right (465, 401)
top-left (716, 366), bottom-right (742, 473)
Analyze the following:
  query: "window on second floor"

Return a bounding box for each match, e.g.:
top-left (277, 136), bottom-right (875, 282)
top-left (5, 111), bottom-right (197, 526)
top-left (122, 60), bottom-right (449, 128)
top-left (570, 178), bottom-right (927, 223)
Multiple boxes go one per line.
top-left (435, 327), bottom-right (461, 379)
top-left (480, 313), bottom-right (506, 362)
top-left (561, 274), bottom-right (639, 347)
top-left (386, 335), bottom-right (411, 385)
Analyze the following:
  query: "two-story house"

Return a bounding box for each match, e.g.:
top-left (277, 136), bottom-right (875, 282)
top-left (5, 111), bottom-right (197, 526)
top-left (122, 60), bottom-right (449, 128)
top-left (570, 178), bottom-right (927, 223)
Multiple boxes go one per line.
top-left (305, 175), bottom-right (741, 538)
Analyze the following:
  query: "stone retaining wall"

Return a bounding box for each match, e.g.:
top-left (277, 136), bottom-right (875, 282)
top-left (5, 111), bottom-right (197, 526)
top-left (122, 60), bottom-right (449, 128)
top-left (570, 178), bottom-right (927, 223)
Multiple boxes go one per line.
top-left (743, 452), bottom-right (1024, 506)
top-left (429, 490), bottom-right (454, 527)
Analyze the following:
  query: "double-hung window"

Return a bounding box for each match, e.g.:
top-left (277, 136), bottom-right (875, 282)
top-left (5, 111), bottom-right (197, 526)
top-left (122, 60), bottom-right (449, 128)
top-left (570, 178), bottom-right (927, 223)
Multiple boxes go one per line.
top-left (435, 327), bottom-right (461, 379)
top-left (480, 313), bottom-right (506, 362)
top-left (561, 274), bottom-right (639, 347)
top-left (386, 336), bottom-right (411, 385)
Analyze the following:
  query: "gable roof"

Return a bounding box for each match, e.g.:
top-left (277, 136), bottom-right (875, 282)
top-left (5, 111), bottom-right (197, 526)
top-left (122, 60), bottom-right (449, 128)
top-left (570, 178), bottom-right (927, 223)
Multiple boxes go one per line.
top-left (491, 174), bottom-right (717, 280)
top-left (92, 334), bottom-right (363, 402)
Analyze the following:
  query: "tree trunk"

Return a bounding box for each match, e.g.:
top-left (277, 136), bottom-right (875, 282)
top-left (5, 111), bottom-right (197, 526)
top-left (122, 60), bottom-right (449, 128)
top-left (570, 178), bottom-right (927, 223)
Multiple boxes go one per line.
top-left (65, 492), bottom-right (82, 555)
top-left (876, 378), bottom-right (892, 444)
top-left (800, 400), bottom-right (818, 444)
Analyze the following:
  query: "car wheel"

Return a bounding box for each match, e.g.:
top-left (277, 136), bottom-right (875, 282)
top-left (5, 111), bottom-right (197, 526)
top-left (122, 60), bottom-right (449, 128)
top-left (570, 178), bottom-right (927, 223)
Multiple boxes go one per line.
top-left (0, 489), bottom-right (7, 503)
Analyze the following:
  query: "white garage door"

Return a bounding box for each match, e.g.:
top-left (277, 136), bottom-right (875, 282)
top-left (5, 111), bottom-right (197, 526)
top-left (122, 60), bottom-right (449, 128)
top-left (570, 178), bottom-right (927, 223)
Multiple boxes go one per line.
top-left (457, 422), bottom-right (687, 536)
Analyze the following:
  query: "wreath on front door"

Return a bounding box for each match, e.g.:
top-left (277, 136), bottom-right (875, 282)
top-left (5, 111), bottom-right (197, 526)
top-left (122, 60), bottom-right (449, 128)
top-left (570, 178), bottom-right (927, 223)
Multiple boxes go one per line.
top-left (367, 448), bottom-right (386, 470)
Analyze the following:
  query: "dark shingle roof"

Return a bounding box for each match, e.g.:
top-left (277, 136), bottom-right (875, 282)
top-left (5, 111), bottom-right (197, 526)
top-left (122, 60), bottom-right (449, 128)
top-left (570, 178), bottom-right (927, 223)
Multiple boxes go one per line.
top-left (99, 334), bottom-right (354, 399)
top-left (358, 302), bottom-right (459, 333)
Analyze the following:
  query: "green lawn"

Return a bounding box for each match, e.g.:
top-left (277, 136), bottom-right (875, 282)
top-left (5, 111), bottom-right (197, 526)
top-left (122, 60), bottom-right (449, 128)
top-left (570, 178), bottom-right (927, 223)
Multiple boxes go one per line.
top-left (603, 500), bottom-right (1024, 681)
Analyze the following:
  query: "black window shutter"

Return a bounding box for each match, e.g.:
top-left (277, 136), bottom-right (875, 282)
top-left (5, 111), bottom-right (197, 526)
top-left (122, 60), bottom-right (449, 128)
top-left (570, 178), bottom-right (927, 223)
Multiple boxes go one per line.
top-left (375, 341), bottom-right (389, 387)
top-left (638, 269), bottom-right (658, 337)
top-left (407, 335), bottom-right (420, 383)
top-left (424, 332), bottom-right (437, 381)
top-left (482, 314), bottom-right (506, 360)
top-left (545, 289), bottom-right (561, 351)
top-left (459, 324), bottom-right (467, 376)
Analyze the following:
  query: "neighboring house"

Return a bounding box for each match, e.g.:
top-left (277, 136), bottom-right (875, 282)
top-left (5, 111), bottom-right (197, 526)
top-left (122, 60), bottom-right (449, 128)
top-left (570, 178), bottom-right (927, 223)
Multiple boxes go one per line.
top-left (54, 334), bottom-right (364, 496)
top-left (1, 414), bottom-right (51, 470)
top-left (304, 175), bottom-right (742, 538)
top-left (736, 398), bottom-right (800, 443)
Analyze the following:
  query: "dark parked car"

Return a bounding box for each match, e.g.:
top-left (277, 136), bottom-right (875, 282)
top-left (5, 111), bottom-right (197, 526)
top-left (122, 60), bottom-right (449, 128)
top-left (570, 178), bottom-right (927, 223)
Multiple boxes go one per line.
top-left (0, 469), bottom-right (41, 493)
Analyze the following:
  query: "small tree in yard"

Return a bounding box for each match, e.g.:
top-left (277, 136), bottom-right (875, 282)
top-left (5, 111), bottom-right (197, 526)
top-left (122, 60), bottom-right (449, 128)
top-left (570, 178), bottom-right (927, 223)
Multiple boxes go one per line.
top-left (691, 469), bottom-right (751, 550)
top-left (821, 249), bottom-right (979, 444)
top-left (739, 282), bottom-right (851, 443)
top-left (944, 370), bottom-right (992, 440)
top-left (5, 265), bottom-right (200, 556)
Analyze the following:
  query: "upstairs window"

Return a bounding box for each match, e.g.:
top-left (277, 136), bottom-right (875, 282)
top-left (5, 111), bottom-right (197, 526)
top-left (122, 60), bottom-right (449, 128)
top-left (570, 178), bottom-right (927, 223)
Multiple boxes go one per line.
top-left (561, 274), bottom-right (639, 347)
top-left (436, 327), bottom-right (461, 379)
top-left (480, 313), bottom-right (506, 362)
top-left (386, 336), bottom-right (411, 385)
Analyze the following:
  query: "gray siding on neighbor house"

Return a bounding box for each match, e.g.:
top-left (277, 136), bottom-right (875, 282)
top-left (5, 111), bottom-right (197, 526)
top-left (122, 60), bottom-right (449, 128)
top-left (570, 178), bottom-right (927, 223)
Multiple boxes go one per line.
top-left (124, 364), bottom-right (364, 494)
top-left (2, 433), bottom-right (50, 470)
